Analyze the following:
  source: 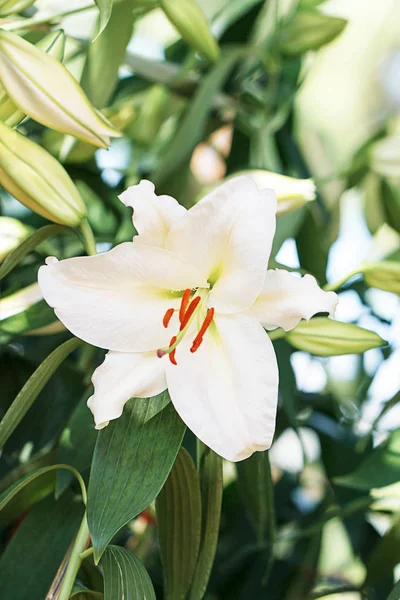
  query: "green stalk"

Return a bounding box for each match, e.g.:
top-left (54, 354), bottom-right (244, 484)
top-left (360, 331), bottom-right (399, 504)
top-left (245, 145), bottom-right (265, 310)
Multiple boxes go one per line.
top-left (58, 512), bottom-right (90, 600)
top-left (79, 219), bottom-right (97, 257)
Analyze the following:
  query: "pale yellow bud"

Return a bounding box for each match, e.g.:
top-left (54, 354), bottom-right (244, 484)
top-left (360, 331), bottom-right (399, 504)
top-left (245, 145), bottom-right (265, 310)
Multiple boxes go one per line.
top-left (230, 170), bottom-right (316, 215)
top-left (361, 261), bottom-right (400, 294)
top-left (286, 317), bottom-right (387, 356)
top-left (0, 29), bottom-right (121, 148)
top-left (160, 0), bottom-right (219, 62)
top-left (0, 120), bottom-right (87, 225)
top-left (0, 0), bottom-right (35, 17)
top-left (0, 30), bottom-right (66, 127)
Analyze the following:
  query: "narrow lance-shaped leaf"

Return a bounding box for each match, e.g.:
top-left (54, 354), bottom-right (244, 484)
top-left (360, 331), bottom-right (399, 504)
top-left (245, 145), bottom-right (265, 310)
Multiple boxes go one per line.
top-left (189, 443), bottom-right (223, 600)
top-left (87, 392), bottom-right (185, 562)
top-left (156, 447), bottom-right (202, 600)
top-left (0, 337), bottom-right (83, 448)
top-left (102, 545), bottom-right (156, 600)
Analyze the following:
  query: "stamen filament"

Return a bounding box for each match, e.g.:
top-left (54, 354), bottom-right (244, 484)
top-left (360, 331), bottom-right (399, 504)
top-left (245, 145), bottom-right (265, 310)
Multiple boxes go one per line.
top-left (163, 308), bottom-right (174, 328)
top-left (190, 308), bottom-right (214, 353)
top-left (179, 288), bottom-right (192, 324)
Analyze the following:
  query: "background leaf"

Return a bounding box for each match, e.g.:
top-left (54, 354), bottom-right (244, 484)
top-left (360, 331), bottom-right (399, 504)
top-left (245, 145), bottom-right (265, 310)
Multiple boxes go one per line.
top-left (102, 545), bottom-right (156, 600)
top-left (87, 392), bottom-right (185, 561)
top-left (156, 447), bottom-right (202, 600)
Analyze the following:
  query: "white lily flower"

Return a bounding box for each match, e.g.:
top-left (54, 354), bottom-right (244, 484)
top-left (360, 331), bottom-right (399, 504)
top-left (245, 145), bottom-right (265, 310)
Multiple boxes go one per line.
top-left (38, 177), bottom-right (338, 462)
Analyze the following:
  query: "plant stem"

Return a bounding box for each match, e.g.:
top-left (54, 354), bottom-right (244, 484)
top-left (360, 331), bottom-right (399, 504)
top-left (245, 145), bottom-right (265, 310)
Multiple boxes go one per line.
top-left (262, 451), bottom-right (276, 585)
top-left (324, 269), bottom-right (361, 292)
top-left (79, 219), bottom-right (97, 257)
top-left (58, 512), bottom-right (90, 600)
top-left (80, 546), bottom-right (94, 560)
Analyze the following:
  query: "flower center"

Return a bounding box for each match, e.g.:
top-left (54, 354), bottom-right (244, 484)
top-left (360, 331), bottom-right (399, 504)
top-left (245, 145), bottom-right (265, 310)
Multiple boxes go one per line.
top-left (158, 288), bottom-right (215, 365)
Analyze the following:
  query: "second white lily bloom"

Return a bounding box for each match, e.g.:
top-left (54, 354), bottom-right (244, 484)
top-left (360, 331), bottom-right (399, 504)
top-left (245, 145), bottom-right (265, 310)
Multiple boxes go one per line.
top-left (39, 177), bottom-right (338, 461)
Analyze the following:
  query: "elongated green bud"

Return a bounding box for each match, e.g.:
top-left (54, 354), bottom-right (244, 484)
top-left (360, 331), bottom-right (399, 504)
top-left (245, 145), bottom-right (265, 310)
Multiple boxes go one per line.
top-left (278, 10), bottom-right (347, 56)
top-left (160, 0), bottom-right (219, 62)
top-left (0, 30), bottom-right (66, 127)
top-left (361, 261), bottom-right (400, 294)
top-left (0, 120), bottom-right (87, 225)
top-left (0, 0), bottom-right (35, 16)
top-left (0, 29), bottom-right (121, 147)
top-left (285, 317), bottom-right (387, 356)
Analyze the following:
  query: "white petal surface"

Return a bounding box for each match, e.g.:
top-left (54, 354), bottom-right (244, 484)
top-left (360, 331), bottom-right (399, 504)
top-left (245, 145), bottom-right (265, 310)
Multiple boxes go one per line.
top-left (87, 350), bottom-right (167, 429)
top-left (38, 242), bottom-right (207, 352)
top-left (165, 313), bottom-right (279, 462)
top-left (251, 269), bottom-right (339, 331)
top-left (165, 176), bottom-right (277, 313)
top-left (119, 180), bottom-right (186, 247)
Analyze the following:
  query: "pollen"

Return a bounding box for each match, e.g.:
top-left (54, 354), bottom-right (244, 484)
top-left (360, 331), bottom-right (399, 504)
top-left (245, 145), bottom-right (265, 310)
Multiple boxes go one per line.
top-left (190, 308), bottom-right (215, 353)
top-left (163, 308), bottom-right (174, 328)
top-left (168, 336), bottom-right (178, 365)
top-left (180, 296), bottom-right (201, 330)
top-left (179, 288), bottom-right (192, 324)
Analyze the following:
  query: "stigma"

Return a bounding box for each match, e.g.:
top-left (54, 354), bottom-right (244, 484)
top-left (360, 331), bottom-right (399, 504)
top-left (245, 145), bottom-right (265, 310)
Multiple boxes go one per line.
top-left (160, 288), bottom-right (214, 365)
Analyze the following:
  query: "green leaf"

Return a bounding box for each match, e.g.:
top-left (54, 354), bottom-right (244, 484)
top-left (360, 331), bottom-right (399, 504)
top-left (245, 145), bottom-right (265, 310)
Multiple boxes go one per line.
top-left (87, 392), bottom-right (185, 561)
top-left (56, 395), bottom-right (98, 497)
top-left (0, 298), bottom-right (57, 335)
top-left (71, 582), bottom-right (104, 599)
top-left (335, 430), bottom-right (400, 490)
top-left (0, 223), bottom-right (71, 280)
top-left (236, 452), bottom-right (269, 544)
top-left (94, 0), bottom-right (114, 39)
top-left (387, 579), bottom-right (400, 600)
top-left (156, 447), bottom-right (202, 600)
top-left (102, 545), bottom-right (156, 600)
top-left (82, 0), bottom-right (135, 108)
top-left (153, 47), bottom-right (256, 187)
top-left (0, 464), bottom-right (86, 513)
top-left (188, 444), bottom-right (223, 600)
top-left (0, 337), bottom-right (83, 449)
top-left (365, 513), bottom-right (400, 585)
top-left (285, 317), bottom-right (387, 356)
top-left (212, 0), bottom-right (263, 39)
top-left (0, 491), bottom-right (84, 600)
top-left (278, 10), bottom-right (347, 56)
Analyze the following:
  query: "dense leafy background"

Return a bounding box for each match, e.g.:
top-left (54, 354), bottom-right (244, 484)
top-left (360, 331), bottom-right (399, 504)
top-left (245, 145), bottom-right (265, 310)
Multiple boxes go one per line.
top-left (0, 0), bottom-right (400, 599)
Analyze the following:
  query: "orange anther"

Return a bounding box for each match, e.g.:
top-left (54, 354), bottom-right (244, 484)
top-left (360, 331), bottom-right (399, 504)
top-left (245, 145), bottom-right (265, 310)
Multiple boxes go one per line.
top-left (163, 308), bottom-right (174, 328)
top-left (169, 336), bottom-right (178, 365)
top-left (190, 308), bottom-right (214, 353)
top-left (179, 289), bottom-right (192, 324)
top-left (180, 296), bottom-right (201, 330)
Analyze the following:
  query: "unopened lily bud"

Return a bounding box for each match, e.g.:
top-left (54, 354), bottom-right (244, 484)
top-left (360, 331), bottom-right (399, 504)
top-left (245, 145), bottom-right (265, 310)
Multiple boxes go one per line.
top-left (0, 29), bottom-right (121, 147)
top-left (278, 10), bottom-right (347, 56)
top-left (0, 216), bottom-right (31, 261)
top-left (0, 0), bottom-right (35, 16)
top-left (285, 317), bottom-right (387, 356)
top-left (360, 261), bottom-right (400, 294)
top-left (0, 30), bottom-right (66, 127)
top-left (231, 170), bottom-right (316, 215)
top-left (0, 120), bottom-right (87, 225)
top-left (160, 0), bottom-right (219, 62)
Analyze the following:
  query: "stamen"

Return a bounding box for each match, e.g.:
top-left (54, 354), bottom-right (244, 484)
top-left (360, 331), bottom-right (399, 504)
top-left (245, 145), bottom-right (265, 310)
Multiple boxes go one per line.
top-left (180, 296), bottom-right (201, 330)
top-left (179, 288), bottom-right (192, 324)
top-left (163, 308), bottom-right (175, 328)
top-left (190, 308), bottom-right (214, 353)
top-left (169, 336), bottom-right (177, 365)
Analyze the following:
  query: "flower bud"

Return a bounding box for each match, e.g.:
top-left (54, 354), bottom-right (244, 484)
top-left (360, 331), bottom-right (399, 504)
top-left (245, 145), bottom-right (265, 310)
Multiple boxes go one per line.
top-left (160, 0), bottom-right (219, 62)
top-left (278, 10), bottom-right (347, 56)
top-left (0, 120), bottom-right (87, 225)
top-left (285, 317), bottom-right (387, 356)
top-left (0, 0), bottom-right (35, 16)
top-left (0, 216), bottom-right (31, 261)
top-left (231, 170), bottom-right (316, 215)
top-left (360, 261), bottom-right (400, 294)
top-left (0, 29), bottom-right (121, 147)
top-left (0, 30), bottom-right (66, 127)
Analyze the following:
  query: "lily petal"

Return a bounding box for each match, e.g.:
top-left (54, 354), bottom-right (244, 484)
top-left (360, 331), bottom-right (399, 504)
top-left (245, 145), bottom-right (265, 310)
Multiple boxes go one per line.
top-left (119, 180), bottom-right (186, 247)
top-left (38, 242), bottom-right (207, 352)
top-left (251, 269), bottom-right (339, 331)
top-left (166, 176), bottom-right (277, 313)
top-left (87, 350), bottom-right (167, 429)
top-left (165, 313), bottom-right (279, 462)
